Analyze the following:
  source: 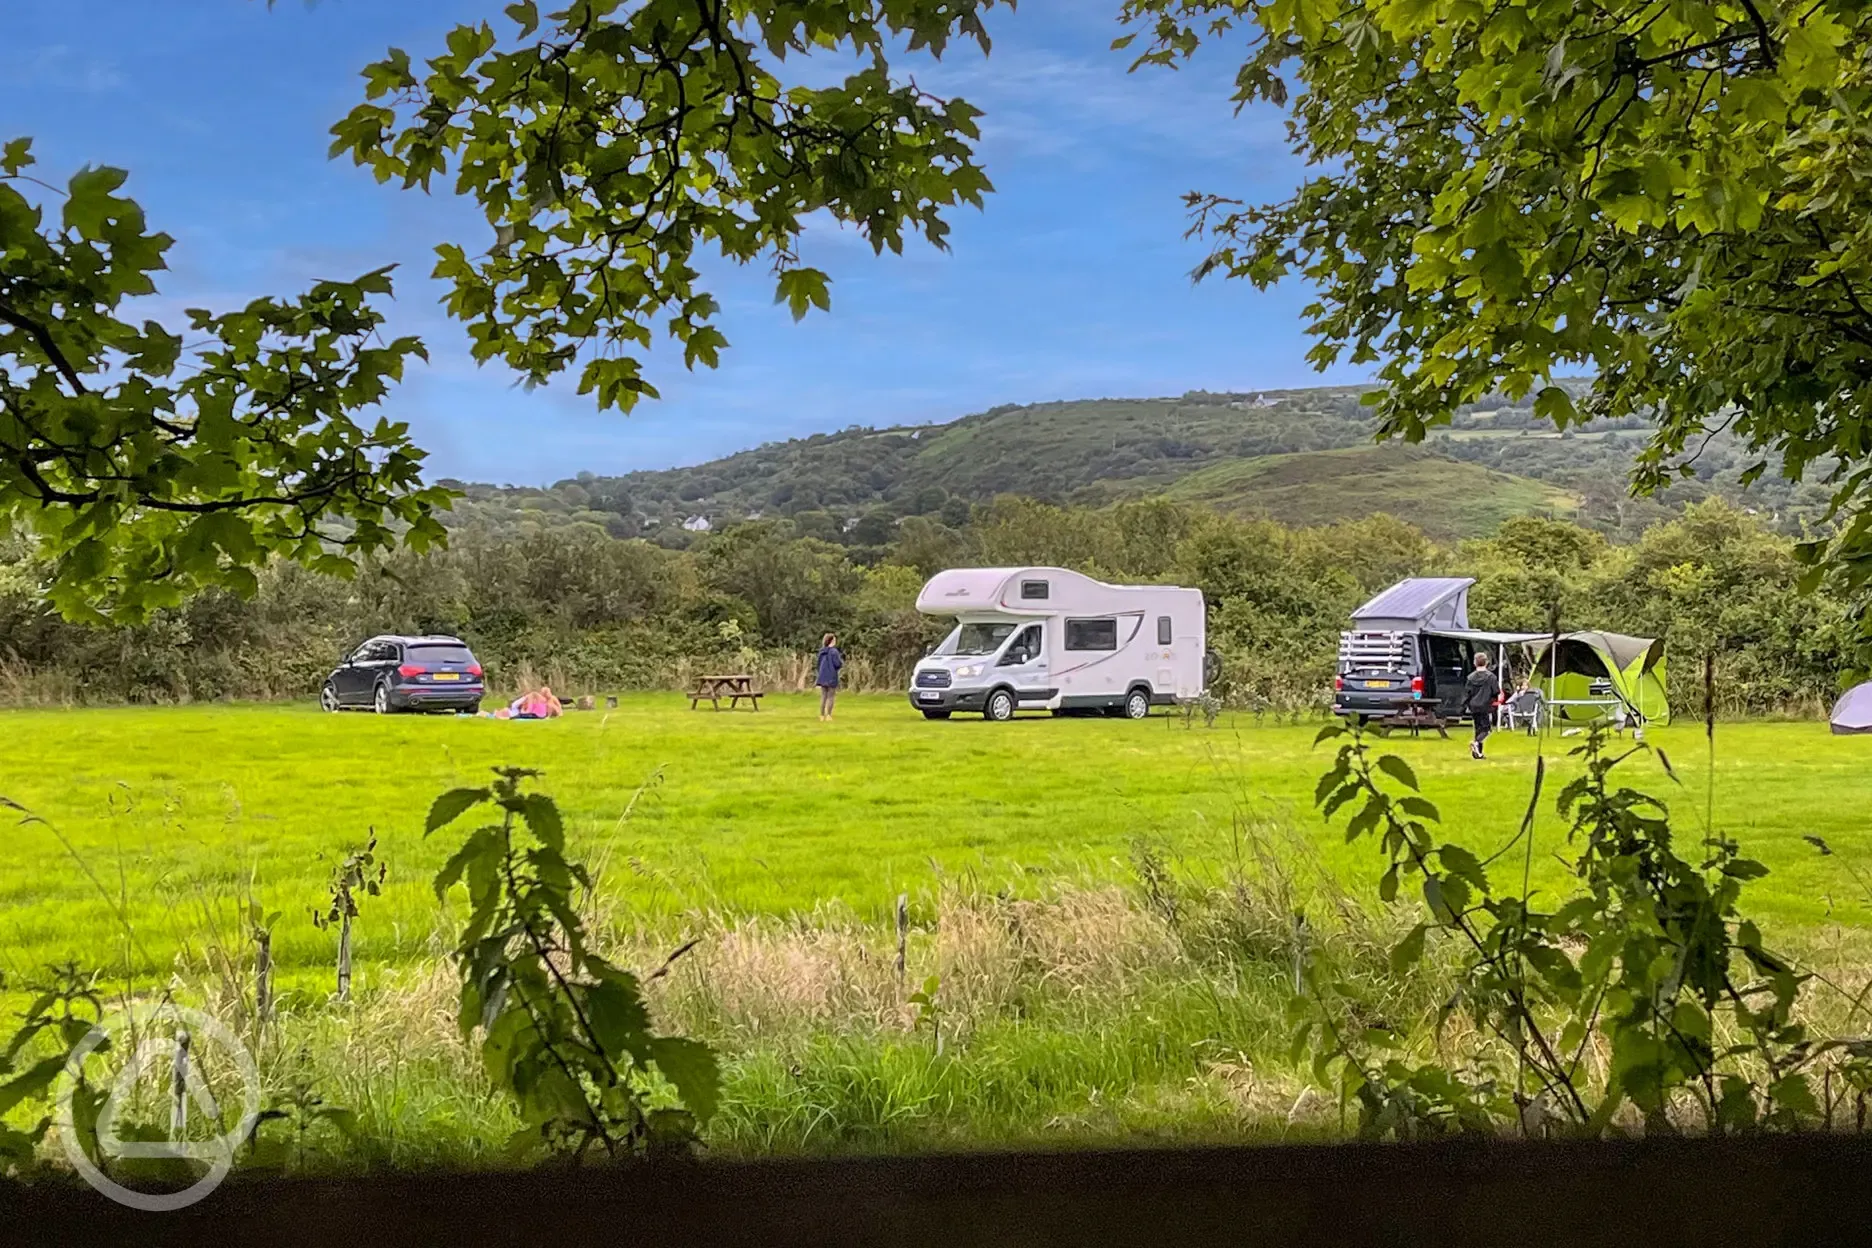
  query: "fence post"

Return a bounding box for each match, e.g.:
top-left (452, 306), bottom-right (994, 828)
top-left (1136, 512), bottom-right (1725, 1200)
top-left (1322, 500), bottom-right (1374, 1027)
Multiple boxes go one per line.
top-left (895, 893), bottom-right (909, 990)
top-left (171, 1029), bottom-right (191, 1136)
top-left (1291, 913), bottom-right (1309, 996)
top-left (255, 929), bottom-right (273, 1026)
top-left (337, 908), bottom-right (353, 1003)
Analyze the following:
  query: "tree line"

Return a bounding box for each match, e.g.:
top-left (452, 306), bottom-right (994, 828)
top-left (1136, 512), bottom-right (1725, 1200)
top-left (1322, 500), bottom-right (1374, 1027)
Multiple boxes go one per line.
top-left (0, 495), bottom-right (1848, 716)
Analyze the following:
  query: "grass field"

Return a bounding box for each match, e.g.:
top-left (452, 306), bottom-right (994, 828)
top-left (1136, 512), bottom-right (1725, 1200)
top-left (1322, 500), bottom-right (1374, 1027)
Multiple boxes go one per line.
top-left (1, 695), bottom-right (1867, 992)
top-left (4, 697), bottom-right (1871, 1160)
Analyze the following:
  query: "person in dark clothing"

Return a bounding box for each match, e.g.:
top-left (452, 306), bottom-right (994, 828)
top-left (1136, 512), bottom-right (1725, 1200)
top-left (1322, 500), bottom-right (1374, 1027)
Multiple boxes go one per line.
top-left (1464, 651), bottom-right (1501, 760)
top-left (816, 633), bottom-right (845, 721)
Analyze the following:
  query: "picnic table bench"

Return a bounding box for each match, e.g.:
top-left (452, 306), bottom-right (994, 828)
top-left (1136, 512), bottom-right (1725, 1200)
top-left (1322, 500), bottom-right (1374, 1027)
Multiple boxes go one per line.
top-left (689, 674), bottom-right (763, 711)
top-left (1370, 706), bottom-right (1450, 739)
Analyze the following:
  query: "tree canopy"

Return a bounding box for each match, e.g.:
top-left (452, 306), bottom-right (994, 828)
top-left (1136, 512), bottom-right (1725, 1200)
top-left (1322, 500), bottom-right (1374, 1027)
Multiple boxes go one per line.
top-left (1119, 0), bottom-right (1872, 631)
top-left (0, 141), bottom-right (445, 621)
top-left (331, 0), bottom-right (1004, 413)
top-left (24, 0), bottom-right (1872, 630)
top-left (4, 0), bottom-right (1002, 619)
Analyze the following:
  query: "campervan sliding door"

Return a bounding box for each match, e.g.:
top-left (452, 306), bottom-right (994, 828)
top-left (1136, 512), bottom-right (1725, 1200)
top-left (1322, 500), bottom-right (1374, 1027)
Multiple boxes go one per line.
top-left (1424, 634), bottom-right (1473, 717)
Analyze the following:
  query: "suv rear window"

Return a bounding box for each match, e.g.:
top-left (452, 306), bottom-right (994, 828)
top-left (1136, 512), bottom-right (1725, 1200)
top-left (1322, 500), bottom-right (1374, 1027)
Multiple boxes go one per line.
top-left (409, 644), bottom-right (475, 665)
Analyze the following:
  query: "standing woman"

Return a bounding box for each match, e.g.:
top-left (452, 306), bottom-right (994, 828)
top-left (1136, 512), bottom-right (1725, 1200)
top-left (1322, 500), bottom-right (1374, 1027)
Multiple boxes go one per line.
top-left (816, 632), bottom-right (845, 722)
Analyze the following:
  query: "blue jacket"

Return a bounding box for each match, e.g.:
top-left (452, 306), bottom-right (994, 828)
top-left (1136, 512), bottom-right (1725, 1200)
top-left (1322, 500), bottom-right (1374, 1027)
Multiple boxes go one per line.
top-left (815, 646), bottom-right (844, 688)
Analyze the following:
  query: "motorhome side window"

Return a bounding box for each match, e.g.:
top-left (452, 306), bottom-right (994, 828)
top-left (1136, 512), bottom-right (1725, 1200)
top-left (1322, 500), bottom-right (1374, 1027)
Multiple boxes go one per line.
top-left (1157, 616), bottom-right (1173, 646)
top-left (1019, 580), bottom-right (1049, 601)
top-left (1064, 618), bottom-right (1118, 651)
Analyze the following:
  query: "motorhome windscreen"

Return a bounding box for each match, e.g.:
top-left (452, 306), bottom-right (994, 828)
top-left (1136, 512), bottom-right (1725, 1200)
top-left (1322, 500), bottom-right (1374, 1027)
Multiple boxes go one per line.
top-left (933, 622), bottom-right (1017, 656)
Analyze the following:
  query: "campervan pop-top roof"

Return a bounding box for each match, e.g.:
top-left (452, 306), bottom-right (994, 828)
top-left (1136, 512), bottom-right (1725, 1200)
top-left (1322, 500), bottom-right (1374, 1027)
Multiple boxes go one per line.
top-left (1350, 577), bottom-right (1476, 632)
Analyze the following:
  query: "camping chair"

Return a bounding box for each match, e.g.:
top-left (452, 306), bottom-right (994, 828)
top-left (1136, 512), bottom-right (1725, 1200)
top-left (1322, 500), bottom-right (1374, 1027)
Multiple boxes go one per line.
top-left (1498, 688), bottom-right (1545, 735)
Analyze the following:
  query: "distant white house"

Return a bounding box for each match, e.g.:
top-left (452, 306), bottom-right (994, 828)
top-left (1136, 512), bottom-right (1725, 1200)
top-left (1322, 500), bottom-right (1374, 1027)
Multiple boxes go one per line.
top-left (682, 515), bottom-right (712, 533)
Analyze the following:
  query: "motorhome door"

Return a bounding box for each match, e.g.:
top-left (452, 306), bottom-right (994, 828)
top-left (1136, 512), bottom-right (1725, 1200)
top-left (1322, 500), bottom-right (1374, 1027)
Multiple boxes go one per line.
top-left (995, 623), bottom-right (1049, 704)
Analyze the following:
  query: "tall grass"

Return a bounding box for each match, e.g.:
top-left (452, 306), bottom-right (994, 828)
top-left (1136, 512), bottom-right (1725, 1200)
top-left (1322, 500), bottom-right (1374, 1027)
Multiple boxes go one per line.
top-left (36, 806), bottom-right (1439, 1167)
top-left (108, 816), bottom-right (1872, 1166)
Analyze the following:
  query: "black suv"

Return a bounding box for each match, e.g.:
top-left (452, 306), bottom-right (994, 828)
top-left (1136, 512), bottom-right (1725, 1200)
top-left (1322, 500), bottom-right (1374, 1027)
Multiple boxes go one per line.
top-left (319, 635), bottom-right (485, 715)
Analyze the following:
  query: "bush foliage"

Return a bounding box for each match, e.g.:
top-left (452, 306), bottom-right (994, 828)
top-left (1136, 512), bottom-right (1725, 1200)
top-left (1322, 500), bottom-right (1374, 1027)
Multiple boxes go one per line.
top-left (0, 495), bottom-right (1850, 714)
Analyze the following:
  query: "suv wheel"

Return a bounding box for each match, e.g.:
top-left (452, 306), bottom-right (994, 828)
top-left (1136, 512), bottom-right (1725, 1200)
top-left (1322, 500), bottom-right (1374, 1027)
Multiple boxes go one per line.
top-left (374, 683), bottom-right (393, 715)
top-left (985, 689), bottom-right (1015, 722)
top-left (1124, 689), bottom-right (1151, 720)
top-left (319, 683), bottom-right (340, 713)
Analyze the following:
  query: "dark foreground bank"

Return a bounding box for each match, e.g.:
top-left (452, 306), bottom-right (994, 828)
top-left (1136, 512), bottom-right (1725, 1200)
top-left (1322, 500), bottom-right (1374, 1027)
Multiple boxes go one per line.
top-left (4, 1135), bottom-right (1872, 1248)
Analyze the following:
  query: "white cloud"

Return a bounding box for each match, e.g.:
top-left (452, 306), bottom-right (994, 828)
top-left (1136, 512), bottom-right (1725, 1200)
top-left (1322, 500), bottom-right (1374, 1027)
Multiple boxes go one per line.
top-left (0, 44), bottom-right (124, 93)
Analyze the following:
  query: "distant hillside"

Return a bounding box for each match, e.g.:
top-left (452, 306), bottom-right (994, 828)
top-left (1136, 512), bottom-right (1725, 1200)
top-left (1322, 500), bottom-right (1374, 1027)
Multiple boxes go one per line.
top-left (1161, 444), bottom-right (1579, 540)
top-left (441, 383), bottom-right (1832, 543)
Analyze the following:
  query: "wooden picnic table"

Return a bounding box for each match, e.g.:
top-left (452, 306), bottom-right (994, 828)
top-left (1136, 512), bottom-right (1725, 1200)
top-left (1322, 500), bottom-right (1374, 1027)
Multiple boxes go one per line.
top-left (1370, 706), bottom-right (1450, 739)
top-left (690, 673), bottom-right (764, 711)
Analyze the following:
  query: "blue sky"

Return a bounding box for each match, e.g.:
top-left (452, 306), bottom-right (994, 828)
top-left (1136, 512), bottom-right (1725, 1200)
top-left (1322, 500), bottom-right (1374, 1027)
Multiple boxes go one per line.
top-left (2, 0), bottom-right (1367, 485)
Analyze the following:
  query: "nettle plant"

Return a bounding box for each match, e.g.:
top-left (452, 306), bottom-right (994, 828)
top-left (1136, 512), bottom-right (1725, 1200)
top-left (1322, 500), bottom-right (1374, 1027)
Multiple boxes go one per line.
top-left (312, 835), bottom-right (386, 1004)
top-left (0, 965), bottom-right (105, 1174)
top-left (1298, 721), bottom-right (1872, 1138)
top-left (426, 768), bottom-right (718, 1160)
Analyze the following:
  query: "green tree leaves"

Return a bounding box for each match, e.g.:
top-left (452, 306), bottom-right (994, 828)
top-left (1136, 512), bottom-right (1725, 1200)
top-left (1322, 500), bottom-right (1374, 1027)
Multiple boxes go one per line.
top-left (775, 268), bottom-right (834, 323)
top-left (0, 141), bottom-right (450, 621)
top-left (6, 1), bottom-right (1009, 618)
top-left (330, 0), bottom-right (1007, 413)
top-left (1120, 0), bottom-right (1872, 650)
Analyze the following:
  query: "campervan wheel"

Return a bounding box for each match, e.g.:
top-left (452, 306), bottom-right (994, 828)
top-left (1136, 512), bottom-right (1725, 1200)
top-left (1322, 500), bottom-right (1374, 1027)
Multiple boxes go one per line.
top-left (985, 689), bottom-right (1016, 722)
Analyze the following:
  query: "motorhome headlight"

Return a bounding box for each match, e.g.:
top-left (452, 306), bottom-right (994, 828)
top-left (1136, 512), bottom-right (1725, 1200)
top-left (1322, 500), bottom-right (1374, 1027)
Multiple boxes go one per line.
top-left (954, 663), bottom-right (986, 680)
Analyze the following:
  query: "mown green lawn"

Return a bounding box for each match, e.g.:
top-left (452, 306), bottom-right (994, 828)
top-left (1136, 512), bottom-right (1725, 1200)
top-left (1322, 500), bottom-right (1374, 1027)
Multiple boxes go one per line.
top-left (0, 696), bottom-right (1867, 994)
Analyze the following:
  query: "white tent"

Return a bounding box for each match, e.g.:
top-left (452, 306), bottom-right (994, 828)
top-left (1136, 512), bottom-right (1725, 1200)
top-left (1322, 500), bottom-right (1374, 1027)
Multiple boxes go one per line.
top-left (1832, 682), bottom-right (1872, 735)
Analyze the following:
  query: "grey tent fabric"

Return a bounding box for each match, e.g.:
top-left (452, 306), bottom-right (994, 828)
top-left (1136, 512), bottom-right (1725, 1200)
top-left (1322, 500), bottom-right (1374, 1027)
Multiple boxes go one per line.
top-left (1526, 630), bottom-right (1664, 675)
top-left (1351, 578), bottom-right (1475, 631)
top-left (1832, 682), bottom-right (1872, 735)
top-left (1579, 630), bottom-right (1662, 673)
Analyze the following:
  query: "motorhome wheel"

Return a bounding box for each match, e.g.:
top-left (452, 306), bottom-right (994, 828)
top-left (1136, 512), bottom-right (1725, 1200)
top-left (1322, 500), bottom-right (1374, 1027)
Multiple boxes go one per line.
top-left (1124, 689), bottom-right (1151, 720)
top-left (985, 689), bottom-right (1015, 721)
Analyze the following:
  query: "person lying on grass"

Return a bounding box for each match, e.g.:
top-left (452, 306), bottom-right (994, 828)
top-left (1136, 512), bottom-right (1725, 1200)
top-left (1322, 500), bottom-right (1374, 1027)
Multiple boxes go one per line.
top-left (486, 685), bottom-right (563, 720)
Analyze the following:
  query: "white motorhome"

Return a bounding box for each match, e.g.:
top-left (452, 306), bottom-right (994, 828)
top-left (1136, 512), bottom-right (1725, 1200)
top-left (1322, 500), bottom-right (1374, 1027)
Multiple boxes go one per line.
top-left (908, 567), bottom-right (1208, 721)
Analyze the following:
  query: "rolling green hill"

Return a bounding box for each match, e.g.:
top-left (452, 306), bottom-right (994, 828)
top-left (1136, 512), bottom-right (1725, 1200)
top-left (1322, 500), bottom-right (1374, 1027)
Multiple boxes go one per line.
top-left (1161, 444), bottom-right (1579, 539)
top-left (442, 383), bottom-right (1830, 543)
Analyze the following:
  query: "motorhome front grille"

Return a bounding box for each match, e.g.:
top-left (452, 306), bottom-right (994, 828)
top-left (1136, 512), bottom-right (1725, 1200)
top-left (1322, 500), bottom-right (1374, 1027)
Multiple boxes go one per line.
top-left (916, 670), bottom-right (952, 689)
top-left (1338, 631), bottom-right (1414, 669)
